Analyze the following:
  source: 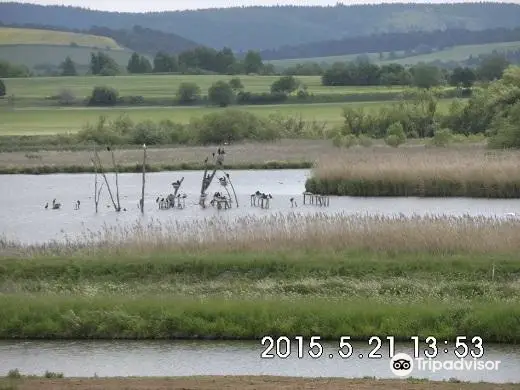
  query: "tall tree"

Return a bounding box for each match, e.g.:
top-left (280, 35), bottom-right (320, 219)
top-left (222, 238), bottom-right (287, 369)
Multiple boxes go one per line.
top-left (60, 56), bottom-right (77, 76)
top-left (127, 52), bottom-right (142, 73)
top-left (243, 50), bottom-right (263, 74)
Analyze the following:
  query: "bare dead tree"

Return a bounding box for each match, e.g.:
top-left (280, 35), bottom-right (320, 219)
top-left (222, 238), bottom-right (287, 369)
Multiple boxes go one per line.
top-left (91, 148), bottom-right (120, 211)
top-left (199, 152), bottom-right (219, 208)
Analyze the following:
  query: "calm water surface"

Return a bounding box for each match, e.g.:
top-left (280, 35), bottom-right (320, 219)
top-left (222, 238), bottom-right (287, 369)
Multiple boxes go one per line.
top-left (1, 169), bottom-right (520, 243)
top-left (0, 341), bottom-right (518, 383)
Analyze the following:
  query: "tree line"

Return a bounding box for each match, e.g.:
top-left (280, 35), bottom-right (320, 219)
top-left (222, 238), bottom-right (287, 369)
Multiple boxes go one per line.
top-left (259, 26), bottom-right (520, 61)
top-left (54, 48), bottom-right (273, 77)
top-left (319, 53), bottom-right (510, 88)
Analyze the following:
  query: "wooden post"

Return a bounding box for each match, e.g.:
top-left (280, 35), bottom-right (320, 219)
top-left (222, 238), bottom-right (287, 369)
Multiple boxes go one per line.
top-left (141, 144), bottom-right (147, 214)
top-left (93, 145), bottom-right (98, 213)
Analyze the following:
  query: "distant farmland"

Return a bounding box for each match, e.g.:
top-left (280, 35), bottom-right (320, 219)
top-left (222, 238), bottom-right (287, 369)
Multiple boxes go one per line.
top-left (268, 41), bottom-right (520, 68)
top-left (0, 44), bottom-right (140, 71)
top-left (0, 27), bottom-right (124, 49)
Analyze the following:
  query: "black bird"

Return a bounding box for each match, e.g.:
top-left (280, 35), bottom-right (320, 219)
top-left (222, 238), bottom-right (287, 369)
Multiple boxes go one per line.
top-left (221, 148), bottom-right (225, 155)
top-left (225, 173), bottom-right (230, 178)
top-left (204, 157), bottom-right (208, 164)
top-left (212, 152), bottom-right (215, 158)
top-left (218, 148), bottom-right (221, 155)
top-left (268, 194), bottom-right (273, 199)
top-left (44, 202), bottom-right (48, 209)
top-left (107, 146), bottom-right (111, 151)
top-left (156, 197), bottom-right (160, 203)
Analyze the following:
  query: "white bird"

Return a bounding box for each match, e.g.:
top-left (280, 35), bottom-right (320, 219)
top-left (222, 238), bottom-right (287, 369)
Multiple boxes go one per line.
top-left (143, 143), bottom-right (146, 149)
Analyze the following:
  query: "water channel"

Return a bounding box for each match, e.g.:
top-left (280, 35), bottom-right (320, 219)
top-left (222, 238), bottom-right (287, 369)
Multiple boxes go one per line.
top-left (0, 341), bottom-right (518, 382)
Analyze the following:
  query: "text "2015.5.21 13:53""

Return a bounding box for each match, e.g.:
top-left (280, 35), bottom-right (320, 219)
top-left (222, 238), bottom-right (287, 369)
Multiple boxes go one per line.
top-left (260, 336), bottom-right (486, 360)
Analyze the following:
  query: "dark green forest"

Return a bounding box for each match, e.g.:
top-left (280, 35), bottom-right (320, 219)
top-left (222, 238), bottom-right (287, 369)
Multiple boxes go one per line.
top-left (260, 27), bottom-right (520, 61)
top-left (1, 2), bottom-right (520, 50)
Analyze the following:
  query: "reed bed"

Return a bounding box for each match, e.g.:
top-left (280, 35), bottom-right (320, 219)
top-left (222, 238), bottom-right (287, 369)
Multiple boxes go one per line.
top-left (306, 147), bottom-right (520, 197)
top-left (2, 213), bottom-right (520, 258)
top-left (2, 213), bottom-right (520, 341)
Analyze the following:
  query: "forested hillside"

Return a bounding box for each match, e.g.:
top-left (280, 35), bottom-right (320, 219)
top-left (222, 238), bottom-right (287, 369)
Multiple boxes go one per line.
top-left (1, 2), bottom-right (520, 50)
top-left (260, 27), bottom-right (520, 61)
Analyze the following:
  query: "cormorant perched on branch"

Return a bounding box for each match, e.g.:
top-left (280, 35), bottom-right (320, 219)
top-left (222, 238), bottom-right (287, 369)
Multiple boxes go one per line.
top-left (212, 152), bottom-right (215, 158)
top-left (107, 146), bottom-right (111, 151)
top-left (217, 148), bottom-right (221, 155)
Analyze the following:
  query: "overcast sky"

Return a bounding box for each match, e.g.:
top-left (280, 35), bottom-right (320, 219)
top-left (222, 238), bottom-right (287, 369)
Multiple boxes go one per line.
top-left (11, 0), bottom-right (520, 12)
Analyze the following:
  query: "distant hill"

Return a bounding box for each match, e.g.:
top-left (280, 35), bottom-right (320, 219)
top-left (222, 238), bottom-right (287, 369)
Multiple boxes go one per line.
top-left (268, 41), bottom-right (520, 69)
top-left (260, 26), bottom-right (520, 61)
top-left (0, 23), bottom-right (203, 56)
top-left (0, 26), bottom-right (124, 49)
top-left (1, 2), bottom-right (520, 51)
top-left (0, 26), bottom-right (141, 74)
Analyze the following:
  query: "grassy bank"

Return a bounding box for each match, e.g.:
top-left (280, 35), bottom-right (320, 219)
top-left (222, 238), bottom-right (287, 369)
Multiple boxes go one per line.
top-left (0, 139), bottom-right (328, 172)
top-left (1, 214), bottom-right (520, 341)
top-left (306, 147), bottom-right (520, 198)
top-left (3, 376), bottom-right (519, 390)
top-left (0, 100), bottom-right (455, 136)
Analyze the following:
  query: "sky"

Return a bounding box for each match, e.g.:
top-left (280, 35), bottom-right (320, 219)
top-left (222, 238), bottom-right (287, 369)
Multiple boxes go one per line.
top-left (9, 0), bottom-right (520, 12)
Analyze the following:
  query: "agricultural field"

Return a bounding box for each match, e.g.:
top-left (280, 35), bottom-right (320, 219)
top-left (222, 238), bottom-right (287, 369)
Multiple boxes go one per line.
top-left (1, 74), bottom-right (409, 99)
top-left (0, 45), bottom-right (138, 72)
top-left (268, 41), bottom-right (520, 68)
top-left (0, 27), bottom-right (124, 49)
top-left (382, 41), bottom-right (520, 66)
top-left (0, 100), bottom-right (455, 136)
top-left (0, 27), bottom-right (140, 71)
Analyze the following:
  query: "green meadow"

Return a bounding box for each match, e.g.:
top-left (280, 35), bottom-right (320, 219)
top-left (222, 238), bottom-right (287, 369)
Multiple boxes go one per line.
top-left (0, 100), bottom-right (455, 136)
top-left (2, 74), bottom-right (408, 99)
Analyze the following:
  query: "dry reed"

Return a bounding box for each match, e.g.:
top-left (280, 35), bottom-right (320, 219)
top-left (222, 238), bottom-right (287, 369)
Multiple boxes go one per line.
top-left (313, 147), bottom-right (520, 184)
top-left (2, 213), bottom-right (520, 258)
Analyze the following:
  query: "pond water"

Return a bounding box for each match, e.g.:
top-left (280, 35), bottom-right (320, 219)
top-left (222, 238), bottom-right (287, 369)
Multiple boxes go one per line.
top-left (0, 340), bottom-right (518, 383)
top-left (1, 169), bottom-right (520, 244)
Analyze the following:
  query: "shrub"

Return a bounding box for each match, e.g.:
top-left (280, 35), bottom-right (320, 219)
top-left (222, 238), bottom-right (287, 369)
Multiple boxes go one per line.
top-left (343, 134), bottom-right (358, 148)
top-left (58, 89), bottom-right (75, 105)
top-left (236, 91), bottom-right (287, 105)
top-left (208, 81), bottom-right (234, 107)
top-left (88, 86), bottom-right (118, 106)
top-left (430, 128), bottom-right (453, 147)
top-left (228, 77), bottom-right (243, 91)
top-left (7, 369), bottom-right (21, 379)
top-left (190, 109), bottom-right (278, 144)
top-left (176, 82), bottom-right (201, 104)
top-left (385, 122), bottom-right (406, 147)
